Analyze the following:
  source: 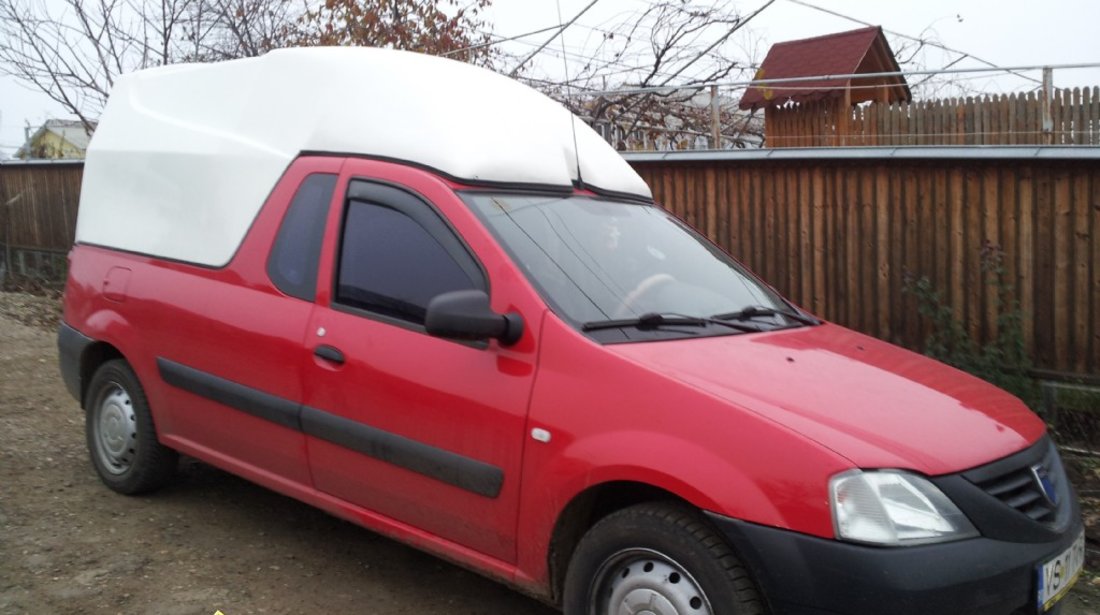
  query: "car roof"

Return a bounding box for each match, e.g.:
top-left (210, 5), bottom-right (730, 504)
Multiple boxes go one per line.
top-left (77, 47), bottom-right (651, 266)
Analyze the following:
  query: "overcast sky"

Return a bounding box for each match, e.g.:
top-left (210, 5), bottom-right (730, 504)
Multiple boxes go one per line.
top-left (2, 0), bottom-right (1098, 158)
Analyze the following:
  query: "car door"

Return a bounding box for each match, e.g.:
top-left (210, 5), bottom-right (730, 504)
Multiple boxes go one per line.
top-left (148, 162), bottom-right (340, 487)
top-left (301, 171), bottom-right (538, 563)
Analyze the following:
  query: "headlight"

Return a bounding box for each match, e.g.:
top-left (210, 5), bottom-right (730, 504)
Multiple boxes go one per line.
top-left (829, 470), bottom-right (979, 546)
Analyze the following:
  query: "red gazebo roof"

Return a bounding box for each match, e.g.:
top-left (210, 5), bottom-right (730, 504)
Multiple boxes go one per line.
top-left (739, 26), bottom-right (911, 110)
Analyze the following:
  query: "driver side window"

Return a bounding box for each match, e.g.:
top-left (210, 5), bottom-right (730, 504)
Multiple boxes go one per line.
top-left (335, 183), bottom-right (485, 327)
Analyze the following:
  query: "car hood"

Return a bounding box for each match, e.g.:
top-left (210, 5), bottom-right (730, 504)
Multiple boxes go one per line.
top-left (606, 323), bottom-right (1045, 475)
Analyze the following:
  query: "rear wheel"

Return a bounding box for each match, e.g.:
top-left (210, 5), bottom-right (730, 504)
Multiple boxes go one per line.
top-left (85, 359), bottom-right (177, 494)
top-left (563, 502), bottom-right (764, 615)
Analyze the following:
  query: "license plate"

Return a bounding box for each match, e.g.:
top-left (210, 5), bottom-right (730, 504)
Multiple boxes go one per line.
top-left (1037, 530), bottom-right (1085, 611)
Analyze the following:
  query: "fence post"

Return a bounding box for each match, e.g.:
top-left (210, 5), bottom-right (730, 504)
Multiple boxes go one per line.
top-left (3, 194), bottom-right (23, 284)
top-left (710, 85), bottom-right (720, 149)
top-left (1041, 66), bottom-right (1054, 145)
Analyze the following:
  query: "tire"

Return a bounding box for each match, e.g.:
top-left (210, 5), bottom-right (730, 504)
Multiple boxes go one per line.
top-left (85, 359), bottom-right (178, 494)
top-left (563, 502), bottom-right (765, 615)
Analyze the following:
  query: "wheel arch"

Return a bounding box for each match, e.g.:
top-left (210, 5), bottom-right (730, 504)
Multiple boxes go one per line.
top-left (547, 480), bottom-right (701, 605)
top-left (79, 341), bottom-right (126, 407)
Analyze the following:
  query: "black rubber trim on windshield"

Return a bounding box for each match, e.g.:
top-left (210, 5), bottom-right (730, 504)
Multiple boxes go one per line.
top-left (156, 357), bottom-right (503, 498)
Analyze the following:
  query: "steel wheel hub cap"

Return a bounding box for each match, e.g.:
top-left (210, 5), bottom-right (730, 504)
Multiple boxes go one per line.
top-left (599, 550), bottom-right (713, 615)
top-left (95, 385), bottom-right (137, 474)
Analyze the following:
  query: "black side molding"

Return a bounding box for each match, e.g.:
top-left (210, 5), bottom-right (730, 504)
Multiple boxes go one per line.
top-left (157, 358), bottom-right (302, 431)
top-left (156, 357), bottom-right (504, 498)
top-left (300, 407), bottom-right (504, 499)
top-left (58, 323), bottom-right (94, 403)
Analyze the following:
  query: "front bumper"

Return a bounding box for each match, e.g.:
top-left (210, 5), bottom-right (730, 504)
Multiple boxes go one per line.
top-left (707, 437), bottom-right (1084, 615)
top-left (708, 512), bottom-right (1082, 615)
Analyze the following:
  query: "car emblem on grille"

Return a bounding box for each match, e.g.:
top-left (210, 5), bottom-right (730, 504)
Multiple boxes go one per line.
top-left (1030, 464), bottom-right (1059, 507)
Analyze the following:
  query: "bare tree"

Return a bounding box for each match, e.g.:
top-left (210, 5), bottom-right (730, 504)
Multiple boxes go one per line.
top-left (0, 0), bottom-right (305, 130)
top-left (514, 0), bottom-right (774, 150)
top-left (0, 0), bottom-right (145, 128)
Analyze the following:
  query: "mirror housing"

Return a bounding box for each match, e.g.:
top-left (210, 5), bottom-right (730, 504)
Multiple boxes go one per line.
top-left (425, 290), bottom-right (523, 346)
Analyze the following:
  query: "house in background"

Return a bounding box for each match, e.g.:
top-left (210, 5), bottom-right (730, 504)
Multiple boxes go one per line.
top-left (15, 119), bottom-right (95, 160)
top-left (739, 26), bottom-right (911, 147)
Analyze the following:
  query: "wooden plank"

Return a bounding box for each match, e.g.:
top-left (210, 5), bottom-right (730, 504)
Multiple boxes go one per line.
top-left (770, 166), bottom-right (787, 297)
top-left (964, 166), bottom-right (984, 341)
top-left (932, 165), bottom-right (950, 340)
top-left (860, 165), bottom-right (876, 332)
top-left (799, 167), bottom-right (812, 307)
top-left (1084, 86), bottom-right (1095, 145)
top-left (1093, 86), bottom-right (1100, 144)
top-left (901, 164), bottom-right (921, 345)
top-left (812, 166), bottom-right (826, 315)
top-left (982, 164), bottom-right (1000, 342)
top-left (684, 165), bottom-right (698, 227)
top-left (910, 101), bottom-right (919, 146)
top-left (744, 165), bottom-right (758, 270)
top-left (948, 166), bottom-right (966, 335)
top-left (875, 164), bottom-right (891, 338)
top-left (1050, 90), bottom-right (1059, 145)
top-left (1007, 92), bottom-right (1016, 145)
top-left (1017, 164), bottom-right (1035, 353)
top-left (950, 98), bottom-right (959, 146)
top-left (999, 164), bottom-right (1018, 349)
top-left (751, 166), bottom-right (765, 274)
top-left (1052, 168), bottom-right (1072, 371)
top-left (992, 93), bottom-right (1001, 145)
top-left (763, 165), bottom-right (777, 282)
top-left (1073, 170), bottom-right (1090, 373)
top-left (1033, 166), bottom-right (1055, 367)
top-left (1074, 87), bottom-right (1084, 145)
top-left (784, 165), bottom-right (799, 297)
top-left (844, 166), bottom-right (860, 327)
top-left (1091, 169), bottom-right (1100, 373)
top-left (717, 167), bottom-right (734, 254)
top-left (704, 165), bottom-right (718, 243)
top-left (715, 166), bottom-right (730, 253)
top-left (734, 166), bottom-right (752, 259)
top-left (823, 166), bottom-right (838, 320)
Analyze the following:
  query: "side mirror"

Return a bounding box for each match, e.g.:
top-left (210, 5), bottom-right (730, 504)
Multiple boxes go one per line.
top-left (425, 290), bottom-right (524, 346)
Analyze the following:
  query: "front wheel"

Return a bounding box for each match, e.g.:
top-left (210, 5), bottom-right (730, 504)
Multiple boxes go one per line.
top-left (85, 359), bottom-right (178, 494)
top-left (563, 502), bottom-right (764, 615)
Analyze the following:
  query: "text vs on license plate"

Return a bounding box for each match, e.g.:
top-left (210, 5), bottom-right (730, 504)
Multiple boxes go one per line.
top-left (1037, 530), bottom-right (1085, 612)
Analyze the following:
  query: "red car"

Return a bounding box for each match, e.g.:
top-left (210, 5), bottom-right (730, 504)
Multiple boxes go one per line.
top-left (59, 48), bottom-right (1083, 615)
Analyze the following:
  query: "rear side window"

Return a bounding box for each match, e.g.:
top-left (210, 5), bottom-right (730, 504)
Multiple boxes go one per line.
top-left (335, 184), bottom-right (484, 326)
top-left (267, 174), bottom-right (338, 301)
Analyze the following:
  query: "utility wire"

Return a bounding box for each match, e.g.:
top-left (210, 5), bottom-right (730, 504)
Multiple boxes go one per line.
top-left (510, 0), bottom-right (602, 77)
top-left (650, 0), bottom-right (775, 88)
top-left (555, 62), bottom-right (1100, 98)
top-left (441, 23), bottom-right (567, 57)
top-left (783, 0), bottom-right (1042, 85)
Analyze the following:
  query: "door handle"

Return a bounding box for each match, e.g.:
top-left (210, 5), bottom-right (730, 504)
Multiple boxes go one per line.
top-left (314, 345), bottom-right (345, 365)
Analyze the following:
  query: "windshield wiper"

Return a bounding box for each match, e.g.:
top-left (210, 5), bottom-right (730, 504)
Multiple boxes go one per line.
top-left (582, 312), bottom-right (758, 333)
top-left (712, 305), bottom-right (821, 326)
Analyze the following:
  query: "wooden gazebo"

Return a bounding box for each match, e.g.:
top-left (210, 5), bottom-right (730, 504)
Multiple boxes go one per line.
top-left (739, 26), bottom-right (911, 147)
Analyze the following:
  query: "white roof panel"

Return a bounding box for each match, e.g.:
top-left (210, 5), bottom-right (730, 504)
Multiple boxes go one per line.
top-left (77, 47), bottom-right (651, 266)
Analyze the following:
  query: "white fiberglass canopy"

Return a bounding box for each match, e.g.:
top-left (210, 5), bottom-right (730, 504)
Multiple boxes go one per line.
top-left (77, 47), bottom-right (652, 266)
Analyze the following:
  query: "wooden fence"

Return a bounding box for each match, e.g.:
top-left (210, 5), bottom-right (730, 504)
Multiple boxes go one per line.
top-left (766, 88), bottom-right (1100, 147)
top-left (2, 155), bottom-right (1098, 380)
top-left (629, 151), bottom-right (1100, 380)
top-left (0, 161), bottom-right (83, 280)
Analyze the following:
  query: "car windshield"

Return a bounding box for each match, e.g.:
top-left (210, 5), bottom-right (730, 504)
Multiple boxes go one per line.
top-left (462, 193), bottom-right (798, 340)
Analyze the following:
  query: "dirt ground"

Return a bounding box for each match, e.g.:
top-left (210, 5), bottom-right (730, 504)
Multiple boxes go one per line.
top-left (0, 290), bottom-right (1098, 615)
